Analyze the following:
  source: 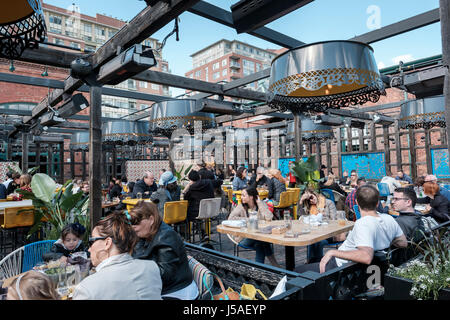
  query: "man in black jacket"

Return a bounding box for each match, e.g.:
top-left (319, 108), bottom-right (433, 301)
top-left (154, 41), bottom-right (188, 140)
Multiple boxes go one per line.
top-left (197, 160), bottom-right (216, 180)
top-left (392, 187), bottom-right (424, 242)
top-left (132, 171), bottom-right (158, 199)
top-left (248, 166), bottom-right (270, 189)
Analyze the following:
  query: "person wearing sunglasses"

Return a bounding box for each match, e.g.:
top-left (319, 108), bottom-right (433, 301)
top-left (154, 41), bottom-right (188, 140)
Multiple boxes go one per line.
top-left (130, 201), bottom-right (198, 300)
top-left (72, 212), bottom-right (162, 300)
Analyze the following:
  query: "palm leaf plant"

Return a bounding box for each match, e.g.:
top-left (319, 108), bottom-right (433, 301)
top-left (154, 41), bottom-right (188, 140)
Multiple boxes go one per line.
top-left (15, 173), bottom-right (90, 242)
top-left (174, 163), bottom-right (193, 189)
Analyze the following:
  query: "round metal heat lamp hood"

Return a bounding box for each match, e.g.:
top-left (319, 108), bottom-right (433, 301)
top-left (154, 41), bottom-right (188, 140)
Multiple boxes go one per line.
top-left (102, 120), bottom-right (143, 146)
top-left (267, 40), bottom-right (385, 113)
top-left (286, 117), bottom-right (334, 142)
top-left (148, 99), bottom-right (216, 138)
top-left (399, 95), bottom-right (446, 129)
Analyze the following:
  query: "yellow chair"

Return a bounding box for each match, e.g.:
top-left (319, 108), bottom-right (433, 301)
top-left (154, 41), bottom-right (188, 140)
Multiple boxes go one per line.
top-left (163, 200), bottom-right (188, 238)
top-left (273, 191), bottom-right (292, 219)
top-left (233, 191), bottom-right (243, 205)
top-left (227, 189), bottom-right (234, 205)
top-left (288, 188), bottom-right (301, 219)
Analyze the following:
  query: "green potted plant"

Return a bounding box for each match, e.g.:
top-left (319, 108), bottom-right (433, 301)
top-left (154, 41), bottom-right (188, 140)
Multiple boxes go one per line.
top-left (15, 173), bottom-right (90, 243)
top-left (174, 163), bottom-right (193, 190)
top-left (289, 155), bottom-right (321, 192)
top-left (385, 227), bottom-right (450, 300)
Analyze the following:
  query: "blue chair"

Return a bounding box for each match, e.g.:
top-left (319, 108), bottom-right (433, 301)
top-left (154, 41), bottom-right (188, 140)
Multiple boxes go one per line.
top-left (353, 205), bottom-right (361, 220)
top-left (442, 184), bottom-right (450, 191)
top-left (321, 189), bottom-right (335, 203)
top-left (377, 183), bottom-right (391, 198)
top-left (22, 240), bottom-right (56, 272)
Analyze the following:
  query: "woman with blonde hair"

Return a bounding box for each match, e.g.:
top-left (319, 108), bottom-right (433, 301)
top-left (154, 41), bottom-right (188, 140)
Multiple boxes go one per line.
top-left (266, 169), bottom-right (286, 206)
top-left (12, 173), bottom-right (32, 201)
top-left (6, 271), bottom-right (60, 300)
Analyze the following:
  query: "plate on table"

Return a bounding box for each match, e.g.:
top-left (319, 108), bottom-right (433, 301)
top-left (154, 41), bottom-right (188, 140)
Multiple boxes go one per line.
top-left (221, 220), bottom-right (247, 228)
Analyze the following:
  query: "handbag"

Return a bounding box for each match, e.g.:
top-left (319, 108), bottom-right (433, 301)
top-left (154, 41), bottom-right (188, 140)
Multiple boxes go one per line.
top-left (240, 283), bottom-right (268, 300)
top-left (203, 273), bottom-right (241, 300)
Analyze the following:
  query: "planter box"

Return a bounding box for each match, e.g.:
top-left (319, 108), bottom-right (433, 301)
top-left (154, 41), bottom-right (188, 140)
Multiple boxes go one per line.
top-left (384, 273), bottom-right (450, 300)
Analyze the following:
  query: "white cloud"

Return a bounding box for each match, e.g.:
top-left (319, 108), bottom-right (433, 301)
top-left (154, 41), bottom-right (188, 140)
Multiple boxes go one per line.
top-left (377, 61), bottom-right (386, 69)
top-left (392, 54), bottom-right (414, 65)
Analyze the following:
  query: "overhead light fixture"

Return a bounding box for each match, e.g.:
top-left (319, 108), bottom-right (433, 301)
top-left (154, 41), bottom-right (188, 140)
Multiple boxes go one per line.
top-left (230, 0), bottom-right (313, 33)
top-left (312, 114), bottom-right (343, 126)
top-left (56, 93), bottom-right (89, 118)
top-left (343, 118), bottom-right (366, 129)
top-left (97, 44), bottom-right (157, 85)
top-left (40, 111), bottom-right (65, 126)
top-left (371, 113), bottom-right (395, 126)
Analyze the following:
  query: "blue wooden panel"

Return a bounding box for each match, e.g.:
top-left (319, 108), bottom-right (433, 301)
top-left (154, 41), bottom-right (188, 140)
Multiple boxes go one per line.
top-left (341, 152), bottom-right (386, 179)
top-left (431, 148), bottom-right (450, 179)
top-left (278, 157), bottom-right (308, 177)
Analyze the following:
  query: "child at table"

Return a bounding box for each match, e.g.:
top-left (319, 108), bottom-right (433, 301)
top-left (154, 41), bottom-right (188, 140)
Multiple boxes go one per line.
top-left (43, 222), bottom-right (88, 263)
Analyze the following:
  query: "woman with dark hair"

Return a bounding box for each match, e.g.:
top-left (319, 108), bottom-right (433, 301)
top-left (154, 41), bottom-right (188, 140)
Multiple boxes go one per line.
top-left (228, 187), bottom-right (281, 267)
top-left (72, 212), bottom-right (162, 300)
top-left (266, 169), bottom-right (286, 206)
top-left (130, 201), bottom-right (198, 300)
top-left (228, 164), bottom-right (236, 181)
top-left (423, 182), bottom-right (450, 223)
top-left (183, 170), bottom-right (215, 221)
top-left (232, 166), bottom-right (248, 191)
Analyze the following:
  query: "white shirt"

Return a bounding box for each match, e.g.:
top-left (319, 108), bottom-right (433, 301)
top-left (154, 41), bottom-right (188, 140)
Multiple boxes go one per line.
top-left (380, 176), bottom-right (402, 194)
top-left (3, 179), bottom-right (12, 189)
top-left (335, 213), bottom-right (404, 267)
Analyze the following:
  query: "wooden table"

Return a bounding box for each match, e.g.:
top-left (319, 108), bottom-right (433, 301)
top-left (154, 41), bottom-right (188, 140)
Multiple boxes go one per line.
top-left (217, 219), bottom-right (354, 270)
top-left (0, 200), bottom-right (33, 211)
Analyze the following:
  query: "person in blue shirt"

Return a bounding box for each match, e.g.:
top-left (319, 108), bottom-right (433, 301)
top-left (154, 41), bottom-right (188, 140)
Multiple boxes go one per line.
top-left (395, 170), bottom-right (413, 184)
top-left (232, 166), bottom-right (248, 191)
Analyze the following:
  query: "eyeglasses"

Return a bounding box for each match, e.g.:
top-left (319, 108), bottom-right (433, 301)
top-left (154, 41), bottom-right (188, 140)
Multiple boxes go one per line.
top-left (391, 197), bottom-right (409, 202)
top-left (88, 237), bottom-right (108, 247)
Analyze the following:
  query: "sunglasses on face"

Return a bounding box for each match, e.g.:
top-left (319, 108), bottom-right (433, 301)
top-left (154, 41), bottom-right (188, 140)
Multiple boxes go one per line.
top-left (88, 237), bottom-right (108, 247)
top-left (391, 197), bottom-right (409, 202)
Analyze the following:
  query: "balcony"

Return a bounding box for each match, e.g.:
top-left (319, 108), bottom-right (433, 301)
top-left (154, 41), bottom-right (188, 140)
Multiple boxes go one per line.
top-left (230, 61), bottom-right (241, 69)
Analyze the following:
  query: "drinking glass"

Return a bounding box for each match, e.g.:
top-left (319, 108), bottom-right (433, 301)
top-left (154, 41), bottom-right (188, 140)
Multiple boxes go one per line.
top-left (337, 211), bottom-right (346, 226)
top-left (283, 212), bottom-right (292, 230)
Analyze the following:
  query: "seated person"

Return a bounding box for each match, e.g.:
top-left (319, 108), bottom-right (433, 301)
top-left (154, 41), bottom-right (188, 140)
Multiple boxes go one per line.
top-left (380, 173), bottom-right (402, 195)
top-left (150, 171), bottom-right (181, 217)
top-left (340, 170), bottom-right (350, 186)
top-left (423, 182), bottom-right (450, 223)
top-left (43, 223), bottom-right (88, 263)
top-left (0, 182), bottom-right (6, 200)
top-left (108, 178), bottom-right (123, 200)
top-left (296, 185), bottom-right (407, 274)
top-left (5, 172), bottom-right (21, 196)
top-left (132, 171), bottom-right (158, 199)
top-left (130, 202), bottom-right (198, 300)
top-left (197, 160), bottom-right (216, 181)
top-left (395, 170), bottom-right (413, 184)
top-left (248, 166), bottom-right (270, 189)
top-left (343, 170), bottom-right (358, 187)
top-left (320, 172), bottom-right (347, 197)
top-left (345, 177), bottom-right (367, 216)
top-left (266, 169), bottom-right (287, 206)
top-left (228, 187), bottom-right (281, 267)
top-left (183, 170), bottom-right (215, 221)
top-left (391, 187), bottom-right (424, 242)
top-left (299, 189), bottom-right (341, 263)
top-left (232, 166), bottom-right (248, 191)
top-left (73, 212), bottom-right (162, 300)
top-left (6, 271), bottom-right (60, 300)
top-left (421, 175), bottom-right (450, 202)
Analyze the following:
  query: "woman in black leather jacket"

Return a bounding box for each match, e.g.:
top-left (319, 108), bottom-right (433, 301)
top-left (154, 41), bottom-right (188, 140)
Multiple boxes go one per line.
top-left (129, 201), bottom-right (198, 300)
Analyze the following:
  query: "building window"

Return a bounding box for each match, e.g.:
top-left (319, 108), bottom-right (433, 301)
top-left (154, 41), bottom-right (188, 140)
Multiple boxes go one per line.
top-left (127, 79), bottom-right (136, 90)
top-left (85, 45), bottom-right (96, 52)
top-left (195, 70), bottom-right (202, 78)
top-left (205, 67), bottom-right (208, 81)
top-left (151, 84), bottom-right (159, 90)
top-left (222, 59), bottom-right (227, 67)
top-left (140, 81), bottom-right (148, 88)
top-left (70, 42), bottom-right (80, 49)
top-left (49, 15), bottom-right (62, 25)
top-left (95, 26), bottom-right (105, 37)
top-left (212, 62), bottom-right (219, 70)
top-left (222, 69), bottom-right (227, 76)
top-left (83, 23), bottom-right (92, 34)
top-left (108, 30), bottom-right (117, 38)
top-left (213, 71), bottom-right (220, 80)
top-left (53, 38), bottom-right (64, 45)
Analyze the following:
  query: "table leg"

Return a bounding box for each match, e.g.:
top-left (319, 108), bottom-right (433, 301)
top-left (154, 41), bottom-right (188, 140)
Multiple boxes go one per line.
top-left (285, 246), bottom-right (295, 271)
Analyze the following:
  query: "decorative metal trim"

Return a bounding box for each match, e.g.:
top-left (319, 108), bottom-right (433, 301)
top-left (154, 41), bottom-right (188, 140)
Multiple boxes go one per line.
top-left (398, 111), bottom-right (446, 129)
top-left (0, 0), bottom-right (47, 59)
top-left (268, 85), bottom-right (385, 113)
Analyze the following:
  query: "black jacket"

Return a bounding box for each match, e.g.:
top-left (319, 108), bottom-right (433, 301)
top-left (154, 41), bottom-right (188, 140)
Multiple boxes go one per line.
top-left (109, 184), bottom-right (123, 199)
top-left (429, 193), bottom-right (450, 223)
top-left (132, 222), bottom-right (193, 296)
top-left (395, 210), bottom-right (425, 242)
top-left (248, 175), bottom-right (270, 189)
top-left (319, 182), bottom-right (347, 197)
top-left (267, 177), bottom-right (286, 203)
top-left (0, 184), bottom-right (6, 199)
top-left (132, 179), bottom-right (158, 199)
top-left (198, 168), bottom-right (215, 180)
top-left (184, 180), bottom-right (215, 220)
top-left (43, 239), bottom-right (87, 262)
top-left (6, 182), bottom-right (19, 196)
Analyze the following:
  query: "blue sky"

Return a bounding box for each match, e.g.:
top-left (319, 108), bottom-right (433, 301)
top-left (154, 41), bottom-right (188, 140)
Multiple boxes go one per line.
top-left (43, 0), bottom-right (443, 95)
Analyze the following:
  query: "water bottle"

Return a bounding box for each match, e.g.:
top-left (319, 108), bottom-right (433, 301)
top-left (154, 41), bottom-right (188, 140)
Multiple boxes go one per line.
top-left (283, 210), bottom-right (292, 230)
top-left (248, 211), bottom-right (259, 232)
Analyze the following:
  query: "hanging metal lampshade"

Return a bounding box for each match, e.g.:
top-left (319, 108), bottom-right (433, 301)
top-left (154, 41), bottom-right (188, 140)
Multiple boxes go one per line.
top-left (102, 120), bottom-right (142, 146)
top-left (69, 131), bottom-right (89, 151)
top-left (399, 95), bottom-right (446, 129)
top-left (135, 121), bottom-right (153, 144)
top-left (0, 0), bottom-right (47, 59)
top-left (286, 117), bottom-right (334, 142)
top-left (148, 99), bottom-right (216, 138)
top-left (267, 40), bottom-right (386, 113)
